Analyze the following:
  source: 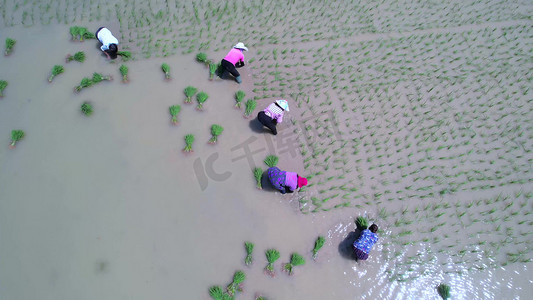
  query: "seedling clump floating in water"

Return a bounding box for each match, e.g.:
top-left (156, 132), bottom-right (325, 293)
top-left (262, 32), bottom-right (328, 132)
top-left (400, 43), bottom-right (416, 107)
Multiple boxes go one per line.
top-left (183, 134), bottom-right (195, 152)
top-left (437, 283), bottom-right (451, 299)
top-left (119, 65), bottom-right (129, 83)
top-left (196, 52), bottom-right (208, 65)
top-left (117, 51), bottom-right (132, 61)
top-left (312, 236), bottom-right (325, 259)
top-left (69, 26), bottom-right (95, 41)
top-left (75, 77), bottom-right (92, 92)
top-left (49, 65), bottom-right (65, 82)
top-left (244, 99), bottom-right (257, 117)
top-left (81, 102), bottom-right (93, 116)
top-left (91, 72), bottom-right (112, 84)
top-left (226, 270), bottom-right (245, 296)
top-left (209, 124), bottom-right (224, 144)
top-left (283, 253), bottom-right (305, 275)
top-left (244, 241), bottom-right (254, 265)
top-left (4, 38), bottom-right (16, 56)
top-left (161, 63), bottom-right (171, 80)
top-left (235, 91), bottom-right (245, 108)
top-left (0, 80), bottom-right (8, 97)
top-left (184, 86), bottom-right (197, 104)
top-left (10, 130), bottom-right (25, 149)
top-left (356, 216), bottom-right (369, 230)
top-left (169, 105), bottom-right (181, 125)
top-left (264, 155), bottom-right (279, 168)
top-left (208, 285), bottom-right (224, 300)
top-left (265, 249), bottom-right (280, 276)
top-left (254, 168), bottom-right (263, 189)
top-left (196, 91), bottom-right (209, 110)
top-left (209, 63), bottom-right (220, 80)
top-left (66, 51), bottom-right (86, 63)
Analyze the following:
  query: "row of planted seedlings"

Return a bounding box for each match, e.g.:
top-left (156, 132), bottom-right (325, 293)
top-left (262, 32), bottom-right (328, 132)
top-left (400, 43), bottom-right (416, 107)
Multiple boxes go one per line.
top-left (0, 38), bottom-right (16, 97)
top-left (208, 236), bottom-right (326, 300)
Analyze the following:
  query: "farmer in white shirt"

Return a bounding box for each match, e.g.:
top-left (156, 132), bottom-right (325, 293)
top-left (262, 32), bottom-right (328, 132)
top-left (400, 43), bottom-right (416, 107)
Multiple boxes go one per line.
top-left (95, 27), bottom-right (119, 59)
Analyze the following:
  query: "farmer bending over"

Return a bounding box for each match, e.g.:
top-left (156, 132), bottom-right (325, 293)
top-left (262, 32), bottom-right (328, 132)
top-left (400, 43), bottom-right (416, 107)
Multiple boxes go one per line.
top-left (96, 27), bottom-right (119, 59)
top-left (353, 224), bottom-right (379, 261)
top-left (220, 42), bottom-right (248, 83)
top-left (258, 100), bottom-right (289, 135)
top-left (267, 167), bottom-right (307, 194)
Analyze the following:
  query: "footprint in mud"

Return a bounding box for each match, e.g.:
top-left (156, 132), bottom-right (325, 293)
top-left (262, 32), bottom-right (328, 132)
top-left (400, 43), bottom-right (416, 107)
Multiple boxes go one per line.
top-left (94, 259), bottom-right (109, 274)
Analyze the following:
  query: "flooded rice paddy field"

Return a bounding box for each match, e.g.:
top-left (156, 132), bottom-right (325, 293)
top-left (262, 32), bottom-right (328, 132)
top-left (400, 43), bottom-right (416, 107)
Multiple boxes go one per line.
top-left (1, 0), bottom-right (532, 299)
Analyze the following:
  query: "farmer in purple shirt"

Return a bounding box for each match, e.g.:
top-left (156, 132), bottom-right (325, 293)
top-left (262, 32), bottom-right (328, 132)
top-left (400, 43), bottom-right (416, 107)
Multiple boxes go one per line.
top-left (220, 42), bottom-right (248, 83)
top-left (353, 224), bottom-right (379, 260)
top-left (258, 100), bottom-right (289, 135)
top-left (267, 167), bottom-right (308, 194)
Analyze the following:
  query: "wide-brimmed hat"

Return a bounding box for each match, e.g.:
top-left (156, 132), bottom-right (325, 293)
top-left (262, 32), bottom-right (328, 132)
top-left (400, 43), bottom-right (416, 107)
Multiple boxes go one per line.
top-left (275, 99), bottom-right (289, 111)
top-left (234, 42), bottom-right (248, 51)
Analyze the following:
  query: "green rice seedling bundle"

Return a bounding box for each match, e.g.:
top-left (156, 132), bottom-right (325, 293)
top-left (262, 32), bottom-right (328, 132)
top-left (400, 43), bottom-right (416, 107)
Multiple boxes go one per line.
top-left (183, 134), bottom-right (195, 152)
top-left (184, 86), bottom-right (197, 104)
top-left (196, 52), bottom-right (208, 65)
top-left (69, 26), bottom-right (95, 41)
top-left (66, 51), bottom-right (86, 63)
top-left (161, 63), bottom-right (171, 80)
top-left (9, 130), bottom-right (25, 149)
top-left (244, 241), bottom-right (254, 265)
top-left (244, 99), bottom-right (257, 117)
top-left (209, 63), bottom-right (220, 80)
top-left (235, 91), bottom-right (245, 108)
top-left (4, 38), bottom-right (16, 55)
top-left (283, 253), bottom-right (305, 275)
top-left (265, 249), bottom-right (280, 276)
top-left (437, 283), bottom-right (451, 299)
top-left (75, 77), bottom-right (93, 92)
top-left (117, 51), bottom-right (132, 61)
top-left (356, 216), bottom-right (369, 229)
top-left (92, 72), bottom-right (112, 83)
top-left (264, 155), bottom-right (279, 168)
top-left (226, 270), bottom-right (245, 296)
top-left (169, 105), bottom-right (181, 125)
top-left (119, 65), bottom-right (129, 82)
top-left (0, 80), bottom-right (8, 97)
top-left (208, 286), bottom-right (224, 300)
top-left (209, 124), bottom-right (224, 144)
top-left (196, 91), bottom-right (209, 110)
top-left (312, 236), bottom-right (325, 259)
top-left (81, 102), bottom-right (93, 116)
top-left (48, 65), bottom-right (64, 82)
top-left (254, 168), bottom-right (263, 189)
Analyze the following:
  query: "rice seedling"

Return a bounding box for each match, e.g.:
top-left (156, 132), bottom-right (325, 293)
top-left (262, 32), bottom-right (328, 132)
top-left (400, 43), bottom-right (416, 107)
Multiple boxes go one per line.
top-left (161, 63), bottom-right (171, 80)
top-left (245, 242), bottom-right (254, 265)
top-left (119, 65), bottom-right (129, 83)
top-left (9, 130), bottom-right (25, 149)
top-left (437, 283), bottom-right (451, 299)
top-left (117, 51), bottom-right (132, 61)
top-left (209, 62), bottom-right (219, 80)
top-left (196, 91), bottom-right (209, 110)
top-left (92, 72), bottom-right (112, 84)
top-left (66, 51), bottom-right (85, 63)
top-left (69, 26), bottom-right (95, 41)
top-left (244, 99), bottom-right (257, 117)
top-left (81, 102), bottom-right (93, 116)
top-left (208, 286), bottom-right (224, 300)
top-left (209, 124), bottom-right (224, 144)
top-left (48, 65), bottom-right (64, 82)
top-left (4, 38), bottom-right (16, 55)
top-left (312, 236), bottom-right (325, 259)
top-left (0, 80), bottom-right (7, 97)
top-left (184, 86), bottom-right (197, 104)
top-left (264, 155), bottom-right (279, 168)
top-left (169, 105), bottom-right (181, 125)
top-left (265, 249), bottom-right (280, 276)
top-left (75, 77), bottom-right (93, 92)
top-left (356, 216), bottom-right (369, 229)
top-left (183, 134), bottom-right (195, 152)
top-left (196, 52), bottom-right (208, 65)
top-left (254, 167), bottom-right (263, 189)
top-left (284, 253), bottom-right (305, 275)
top-left (235, 90), bottom-right (245, 108)
top-left (226, 270), bottom-right (245, 296)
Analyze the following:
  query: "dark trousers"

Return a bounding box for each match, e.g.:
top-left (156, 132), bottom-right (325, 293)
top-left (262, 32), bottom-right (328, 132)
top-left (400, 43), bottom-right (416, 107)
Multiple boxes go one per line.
top-left (353, 247), bottom-right (369, 260)
top-left (220, 59), bottom-right (240, 78)
top-left (257, 111), bottom-right (277, 135)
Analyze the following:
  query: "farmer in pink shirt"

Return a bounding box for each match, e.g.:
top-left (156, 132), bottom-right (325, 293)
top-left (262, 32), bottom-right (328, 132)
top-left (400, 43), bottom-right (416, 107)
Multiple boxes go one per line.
top-left (220, 42), bottom-right (248, 83)
top-left (258, 100), bottom-right (289, 135)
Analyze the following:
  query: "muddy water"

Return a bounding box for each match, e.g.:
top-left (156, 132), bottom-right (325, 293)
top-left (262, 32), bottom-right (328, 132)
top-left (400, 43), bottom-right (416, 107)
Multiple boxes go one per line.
top-left (0, 19), bottom-right (532, 300)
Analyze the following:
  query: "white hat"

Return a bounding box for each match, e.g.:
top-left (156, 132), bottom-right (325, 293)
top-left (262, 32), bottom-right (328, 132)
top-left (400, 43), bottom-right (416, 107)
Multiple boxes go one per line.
top-left (275, 100), bottom-right (289, 111)
top-left (234, 42), bottom-right (248, 51)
